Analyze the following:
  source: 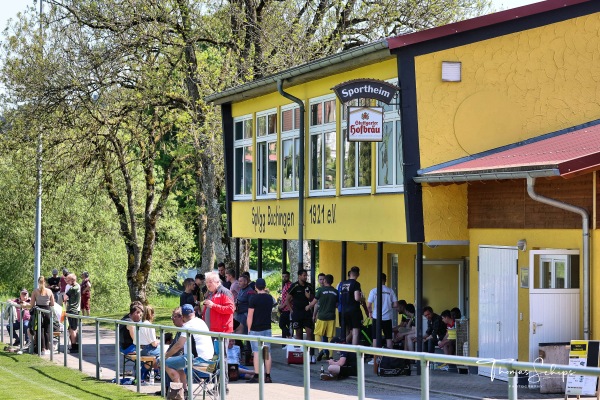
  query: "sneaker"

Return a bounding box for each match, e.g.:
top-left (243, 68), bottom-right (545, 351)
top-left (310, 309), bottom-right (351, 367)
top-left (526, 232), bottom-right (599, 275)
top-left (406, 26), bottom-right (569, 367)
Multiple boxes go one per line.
top-left (316, 351), bottom-right (324, 362)
top-left (265, 376), bottom-right (273, 383)
top-left (320, 373), bottom-right (336, 381)
top-left (310, 355), bottom-right (316, 364)
top-left (247, 376), bottom-right (259, 383)
top-left (367, 359), bottom-right (375, 365)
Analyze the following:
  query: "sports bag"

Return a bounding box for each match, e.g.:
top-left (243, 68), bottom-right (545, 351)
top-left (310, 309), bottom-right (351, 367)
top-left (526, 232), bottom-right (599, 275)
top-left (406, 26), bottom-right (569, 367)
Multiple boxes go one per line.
top-left (377, 356), bottom-right (411, 376)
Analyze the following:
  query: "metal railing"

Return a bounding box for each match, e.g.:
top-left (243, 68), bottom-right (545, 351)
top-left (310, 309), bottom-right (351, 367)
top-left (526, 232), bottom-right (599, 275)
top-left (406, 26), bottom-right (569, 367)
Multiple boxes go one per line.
top-left (3, 300), bottom-right (600, 400)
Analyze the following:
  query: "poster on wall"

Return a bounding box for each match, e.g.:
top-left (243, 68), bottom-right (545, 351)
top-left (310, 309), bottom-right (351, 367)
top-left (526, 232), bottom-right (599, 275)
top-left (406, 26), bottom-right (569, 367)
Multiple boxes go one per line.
top-left (347, 106), bottom-right (383, 142)
top-left (565, 340), bottom-right (598, 396)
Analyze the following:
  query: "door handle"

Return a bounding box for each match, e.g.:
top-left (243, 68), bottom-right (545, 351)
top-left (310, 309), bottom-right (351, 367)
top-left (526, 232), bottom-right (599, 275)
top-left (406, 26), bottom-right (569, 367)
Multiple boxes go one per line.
top-left (533, 322), bottom-right (543, 334)
top-left (497, 321), bottom-right (501, 331)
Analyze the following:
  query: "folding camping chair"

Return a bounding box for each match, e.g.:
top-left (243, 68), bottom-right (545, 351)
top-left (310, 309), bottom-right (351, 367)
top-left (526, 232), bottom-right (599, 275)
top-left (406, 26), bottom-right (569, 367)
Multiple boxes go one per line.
top-left (193, 341), bottom-right (221, 400)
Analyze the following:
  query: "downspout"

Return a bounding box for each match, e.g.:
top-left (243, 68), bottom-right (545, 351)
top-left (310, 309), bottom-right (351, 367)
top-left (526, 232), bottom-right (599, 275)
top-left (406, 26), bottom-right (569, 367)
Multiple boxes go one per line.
top-left (526, 176), bottom-right (590, 339)
top-left (277, 80), bottom-right (305, 270)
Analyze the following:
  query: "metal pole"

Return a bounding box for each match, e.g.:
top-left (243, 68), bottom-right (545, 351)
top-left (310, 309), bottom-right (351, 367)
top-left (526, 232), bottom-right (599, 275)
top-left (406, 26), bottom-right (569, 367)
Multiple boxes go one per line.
top-left (136, 325), bottom-right (141, 392)
top-left (356, 349), bottom-right (365, 400)
top-left (508, 367), bottom-right (518, 400)
top-left (95, 320), bottom-right (101, 379)
top-left (282, 239), bottom-right (287, 272)
top-left (310, 240), bottom-right (316, 284)
top-left (258, 339), bottom-right (264, 399)
top-left (302, 344), bottom-right (311, 400)
top-left (277, 80), bottom-right (305, 269)
top-left (78, 317), bottom-right (83, 370)
top-left (63, 320), bottom-right (68, 366)
top-left (420, 358), bottom-right (430, 400)
top-left (257, 239), bottom-right (263, 278)
top-left (219, 337), bottom-right (227, 399)
top-left (376, 242), bottom-right (383, 348)
top-left (33, 0), bottom-right (44, 291)
top-left (416, 242), bottom-right (424, 375)
top-left (49, 309), bottom-right (54, 361)
top-left (340, 241), bottom-right (347, 340)
top-left (37, 308), bottom-right (42, 355)
top-left (186, 333), bottom-right (193, 400)
top-left (115, 321), bottom-right (120, 383)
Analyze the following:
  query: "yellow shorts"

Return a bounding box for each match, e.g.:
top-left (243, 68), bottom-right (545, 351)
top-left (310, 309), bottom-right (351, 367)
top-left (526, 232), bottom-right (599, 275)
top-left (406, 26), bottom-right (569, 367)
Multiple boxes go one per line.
top-left (314, 319), bottom-right (336, 338)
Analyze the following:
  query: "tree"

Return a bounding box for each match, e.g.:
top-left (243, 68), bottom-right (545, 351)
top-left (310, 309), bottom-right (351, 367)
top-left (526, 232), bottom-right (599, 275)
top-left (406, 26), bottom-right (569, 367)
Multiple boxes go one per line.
top-left (0, 0), bottom-right (490, 302)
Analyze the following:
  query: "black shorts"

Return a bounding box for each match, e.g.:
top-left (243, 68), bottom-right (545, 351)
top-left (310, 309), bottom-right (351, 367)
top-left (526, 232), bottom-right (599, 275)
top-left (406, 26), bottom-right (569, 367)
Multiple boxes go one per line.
top-left (67, 312), bottom-right (80, 331)
top-left (371, 319), bottom-right (393, 340)
top-left (343, 310), bottom-right (363, 330)
top-left (339, 364), bottom-right (357, 378)
top-left (291, 312), bottom-right (314, 331)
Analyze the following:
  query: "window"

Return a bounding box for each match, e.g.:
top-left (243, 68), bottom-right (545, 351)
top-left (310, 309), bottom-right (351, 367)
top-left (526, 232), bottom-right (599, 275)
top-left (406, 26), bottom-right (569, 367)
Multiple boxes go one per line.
top-left (234, 115), bottom-right (253, 198)
top-left (376, 80), bottom-right (403, 192)
top-left (281, 104), bottom-right (301, 195)
top-left (341, 99), bottom-right (373, 193)
top-left (309, 95), bottom-right (336, 194)
top-left (535, 255), bottom-right (580, 289)
top-left (256, 109), bottom-right (277, 197)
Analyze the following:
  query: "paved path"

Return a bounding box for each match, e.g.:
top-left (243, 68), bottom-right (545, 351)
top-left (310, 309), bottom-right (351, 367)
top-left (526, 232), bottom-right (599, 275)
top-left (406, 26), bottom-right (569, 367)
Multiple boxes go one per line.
top-left (34, 324), bottom-right (571, 399)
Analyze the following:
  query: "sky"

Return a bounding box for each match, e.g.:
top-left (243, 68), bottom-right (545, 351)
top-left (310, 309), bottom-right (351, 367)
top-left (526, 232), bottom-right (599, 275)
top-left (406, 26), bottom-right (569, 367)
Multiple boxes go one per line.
top-left (0, 0), bottom-right (545, 33)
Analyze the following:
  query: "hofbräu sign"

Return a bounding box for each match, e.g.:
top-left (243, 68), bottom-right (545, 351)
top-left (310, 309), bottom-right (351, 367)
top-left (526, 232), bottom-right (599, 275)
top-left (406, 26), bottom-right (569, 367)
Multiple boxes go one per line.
top-left (347, 106), bottom-right (383, 142)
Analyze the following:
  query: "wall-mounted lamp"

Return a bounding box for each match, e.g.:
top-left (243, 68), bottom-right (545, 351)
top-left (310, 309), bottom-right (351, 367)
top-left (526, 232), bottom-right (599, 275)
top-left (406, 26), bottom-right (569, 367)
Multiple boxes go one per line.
top-left (442, 61), bottom-right (462, 82)
top-left (517, 239), bottom-right (527, 252)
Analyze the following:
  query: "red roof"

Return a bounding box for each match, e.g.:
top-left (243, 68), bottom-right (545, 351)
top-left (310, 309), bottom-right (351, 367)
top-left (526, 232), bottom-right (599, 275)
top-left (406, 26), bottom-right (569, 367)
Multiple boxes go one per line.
top-left (417, 123), bottom-right (600, 182)
top-left (388, 0), bottom-right (592, 49)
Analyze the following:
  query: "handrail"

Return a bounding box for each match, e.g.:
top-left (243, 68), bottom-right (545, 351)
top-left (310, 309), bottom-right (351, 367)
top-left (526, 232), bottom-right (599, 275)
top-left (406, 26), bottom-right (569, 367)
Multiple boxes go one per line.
top-left (3, 300), bottom-right (600, 400)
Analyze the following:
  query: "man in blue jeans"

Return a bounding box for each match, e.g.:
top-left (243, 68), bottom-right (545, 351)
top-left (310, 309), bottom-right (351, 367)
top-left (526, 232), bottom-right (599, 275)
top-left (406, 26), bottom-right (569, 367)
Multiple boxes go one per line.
top-left (246, 278), bottom-right (275, 383)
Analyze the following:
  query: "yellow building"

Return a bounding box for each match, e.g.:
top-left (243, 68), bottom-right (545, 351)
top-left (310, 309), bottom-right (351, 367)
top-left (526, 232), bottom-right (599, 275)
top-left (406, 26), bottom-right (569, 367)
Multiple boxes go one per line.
top-left (208, 0), bottom-right (600, 375)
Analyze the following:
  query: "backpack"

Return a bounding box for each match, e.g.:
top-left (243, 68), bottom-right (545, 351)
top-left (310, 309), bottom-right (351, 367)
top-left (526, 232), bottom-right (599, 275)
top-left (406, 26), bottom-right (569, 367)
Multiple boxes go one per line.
top-left (377, 356), bottom-right (411, 376)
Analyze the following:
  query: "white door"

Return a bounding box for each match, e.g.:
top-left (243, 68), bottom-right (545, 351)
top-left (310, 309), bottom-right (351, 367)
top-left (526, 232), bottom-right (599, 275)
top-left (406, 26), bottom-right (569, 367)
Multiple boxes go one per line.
top-left (529, 250), bottom-right (580, 363)
top-left (478, 246), bottom-right (518, 380)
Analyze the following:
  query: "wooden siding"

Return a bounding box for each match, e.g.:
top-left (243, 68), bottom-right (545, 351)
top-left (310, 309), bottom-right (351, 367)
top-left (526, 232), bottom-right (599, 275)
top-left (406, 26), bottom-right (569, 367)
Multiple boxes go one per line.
top-left (468, 174), bottom-right (594, 229)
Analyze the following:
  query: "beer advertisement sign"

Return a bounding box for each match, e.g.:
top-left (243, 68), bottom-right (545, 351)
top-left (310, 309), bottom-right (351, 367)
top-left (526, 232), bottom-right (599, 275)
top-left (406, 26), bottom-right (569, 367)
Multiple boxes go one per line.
top-left (347, 106), bottom-right (383, 142)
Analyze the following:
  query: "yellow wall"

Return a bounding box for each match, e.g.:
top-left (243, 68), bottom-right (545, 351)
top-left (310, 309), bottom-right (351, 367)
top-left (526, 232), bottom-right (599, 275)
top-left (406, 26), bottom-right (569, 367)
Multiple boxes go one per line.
top-left (232, 195), bottom-right (406, 242)
top-left (415, 13), bottom-right (600, 169)
top-left (469, 229), bottom-right (585, 360)
top-left (422, 184), bottom-right (468, 241)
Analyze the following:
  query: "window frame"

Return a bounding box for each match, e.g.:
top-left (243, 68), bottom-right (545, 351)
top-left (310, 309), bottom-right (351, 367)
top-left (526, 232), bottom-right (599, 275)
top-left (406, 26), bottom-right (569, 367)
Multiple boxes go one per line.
top-left (308, 94), bottom-right (337, 197)
top-left (340, 98), bottom-right (374, 195)
top-left (376, 79), bottom-right (404, 193)
top-left (256, 108), bottom-right (278, 199)
top-left (233, 114), bottom-right (253, 200)
top-left (280, 103), bottom-right (301, 198)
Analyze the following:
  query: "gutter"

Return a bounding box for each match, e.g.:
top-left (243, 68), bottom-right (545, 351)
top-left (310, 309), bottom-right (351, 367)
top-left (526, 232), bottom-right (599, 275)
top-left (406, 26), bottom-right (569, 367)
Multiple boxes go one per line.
top-left (277, 80), bottom-right (305, 269)
top-left (206, 40), bottom-right (390, 105)
top-left (414, 168), bottom-right (559, 183)
top-left (526, 176), bottom-right (590, 340)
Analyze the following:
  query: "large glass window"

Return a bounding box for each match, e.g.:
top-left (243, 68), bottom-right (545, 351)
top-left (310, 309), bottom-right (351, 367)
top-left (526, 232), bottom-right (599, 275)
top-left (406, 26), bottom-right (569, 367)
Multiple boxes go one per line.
top-left (341, 99), bottom-right (373, 193)
top-left (309, 96), bottom-right (336, 194)
top-left (535, 255), bottom-right (580, 289)
top-left (377, 80), bottom-right (403, 192)
top-left (281, 104), bottom-right (301, 195)
top-left (256, 109), bottom-right (277, 197)
top-left (234, 115), bottom-right (253, 198)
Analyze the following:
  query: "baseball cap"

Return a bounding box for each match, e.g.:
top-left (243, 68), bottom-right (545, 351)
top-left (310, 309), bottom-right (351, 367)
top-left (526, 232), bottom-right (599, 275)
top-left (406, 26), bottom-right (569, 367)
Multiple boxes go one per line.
top-left (20, 288), bottom-right (28, 295)
top-left (255, 278), bottom-right (266, 290)
top-left (62, 267), bottom-right (69, 274)
top-left (52, 269), bottom-right (58, 275)
top-left (181, 304), bottom-right (194, 316)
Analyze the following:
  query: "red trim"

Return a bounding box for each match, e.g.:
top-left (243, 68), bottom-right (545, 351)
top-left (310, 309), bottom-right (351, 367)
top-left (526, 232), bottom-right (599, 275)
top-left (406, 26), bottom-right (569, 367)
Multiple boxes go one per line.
top-left (388, 0), bottom-right (592, 49)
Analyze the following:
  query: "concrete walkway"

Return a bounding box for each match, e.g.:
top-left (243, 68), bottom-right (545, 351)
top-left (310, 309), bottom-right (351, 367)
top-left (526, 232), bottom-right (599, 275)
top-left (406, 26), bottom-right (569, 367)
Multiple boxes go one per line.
top-left (37, 324), bottom-right (571, 399)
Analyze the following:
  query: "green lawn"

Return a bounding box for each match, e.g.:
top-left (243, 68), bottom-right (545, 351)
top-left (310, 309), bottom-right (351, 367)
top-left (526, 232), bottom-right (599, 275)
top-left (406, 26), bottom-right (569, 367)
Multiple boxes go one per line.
top-left (0, 350), bottom-right (146, 399)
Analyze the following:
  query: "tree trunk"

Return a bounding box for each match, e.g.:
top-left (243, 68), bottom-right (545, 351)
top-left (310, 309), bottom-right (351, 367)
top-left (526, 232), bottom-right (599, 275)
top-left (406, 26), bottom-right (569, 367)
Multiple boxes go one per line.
top-left (287, 240), bottom-right (311, 282)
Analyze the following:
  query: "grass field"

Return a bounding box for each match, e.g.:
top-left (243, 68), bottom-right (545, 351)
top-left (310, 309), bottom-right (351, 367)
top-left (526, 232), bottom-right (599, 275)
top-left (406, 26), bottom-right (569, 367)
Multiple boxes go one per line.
top-left (0, 350), bottom-right (145, 399)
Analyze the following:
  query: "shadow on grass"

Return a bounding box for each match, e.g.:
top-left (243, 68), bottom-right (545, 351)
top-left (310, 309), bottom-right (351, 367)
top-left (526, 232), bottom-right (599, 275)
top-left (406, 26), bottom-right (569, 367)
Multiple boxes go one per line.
top-left (31, 367), bottom-right (141, 399)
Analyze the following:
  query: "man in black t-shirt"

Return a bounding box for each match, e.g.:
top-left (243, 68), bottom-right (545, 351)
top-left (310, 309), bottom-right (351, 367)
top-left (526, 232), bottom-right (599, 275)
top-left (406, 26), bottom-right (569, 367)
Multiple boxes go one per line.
top-left (321, 337), bottom-right (357, 380)
top-left (47, 269), bottom-right (61, 302)
top-left (180, 278), bottom-right (196, 307)
top-left (284, 269), bottom-right (315, 359)
top-left (119, 302), bottom-right (144, 354)
top-left (339, 266), bottom-right (363, 345)
top-left (247, 278), bottom-right (275, 383)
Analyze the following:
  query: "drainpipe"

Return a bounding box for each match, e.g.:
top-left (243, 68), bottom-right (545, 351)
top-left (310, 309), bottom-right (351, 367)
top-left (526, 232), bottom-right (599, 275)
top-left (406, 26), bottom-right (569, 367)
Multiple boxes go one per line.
top-left (526, 176), bottom-right (590, 339)
top-left (277, 80), bottom-right (305, 270)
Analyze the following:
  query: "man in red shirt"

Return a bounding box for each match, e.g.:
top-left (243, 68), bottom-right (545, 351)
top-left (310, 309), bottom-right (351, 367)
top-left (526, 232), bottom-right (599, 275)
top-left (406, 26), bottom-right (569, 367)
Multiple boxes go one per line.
top-left (203, 272), bottom-right (235, 334)
top-left (278, 271), bottom-right (292, 342)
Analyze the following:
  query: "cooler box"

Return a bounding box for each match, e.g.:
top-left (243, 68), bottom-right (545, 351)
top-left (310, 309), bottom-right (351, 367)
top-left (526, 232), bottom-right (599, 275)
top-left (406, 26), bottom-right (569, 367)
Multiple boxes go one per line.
top-left (286, 345), bottom-right (304, 364)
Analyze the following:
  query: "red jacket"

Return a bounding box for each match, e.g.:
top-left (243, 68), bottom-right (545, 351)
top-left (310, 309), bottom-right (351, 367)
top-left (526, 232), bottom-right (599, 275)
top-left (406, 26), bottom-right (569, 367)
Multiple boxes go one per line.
top-left (204, 285), bottom-right (234, 333)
